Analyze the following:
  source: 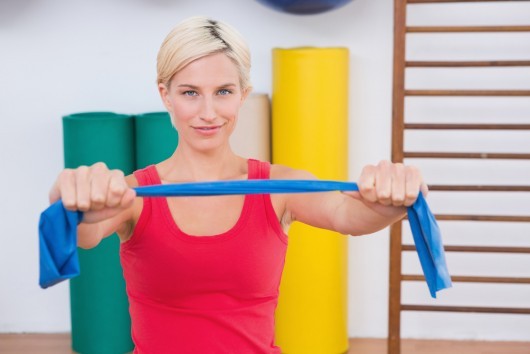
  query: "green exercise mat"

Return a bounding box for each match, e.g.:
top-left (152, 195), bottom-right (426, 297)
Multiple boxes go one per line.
top-left (63, 112), bottom-right (135, 354)
top-left (134, 112), bottom-right (178, 169)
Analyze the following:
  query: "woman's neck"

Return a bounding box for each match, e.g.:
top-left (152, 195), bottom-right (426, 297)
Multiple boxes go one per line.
top-left (157, 144), bottom-right (247, 182)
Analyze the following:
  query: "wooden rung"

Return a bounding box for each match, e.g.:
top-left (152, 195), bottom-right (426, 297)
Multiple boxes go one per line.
top-left (402, 245), bottom-right (530, 253)
top-left (404, 152), bottom-right (530, 159)
top-left (405, 90), bottom-right (530, 96)
top-left (407, 26), bottom-right (530, 33)
top-left (406, 60), bottom-right (530, 67)
top-left (409, 0), bottom-right (530, 3)
top-left (401, 305), bottom-right (530, 314)
top-left (434, 214), bottom-right (530, 222)
top-left (402, 274), bottom-right (530, 284)
top-left (427, 185), bottom-right (530, 191)
top-left (405, 123), bottom-right (530, 130)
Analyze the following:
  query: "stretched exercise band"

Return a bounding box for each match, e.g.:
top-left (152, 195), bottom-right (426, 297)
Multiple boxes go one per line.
top-left (39, 179), bottom-right (452, 297)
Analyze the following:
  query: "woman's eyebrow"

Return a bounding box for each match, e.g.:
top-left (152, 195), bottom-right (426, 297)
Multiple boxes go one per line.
top-left (177, 84), bottom-right (199, 89)
top-left (177, 83), bottom-right (237, 89)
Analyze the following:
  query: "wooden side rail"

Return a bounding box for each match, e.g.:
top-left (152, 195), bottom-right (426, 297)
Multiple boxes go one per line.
top-left (409, 0), bottom-right (530, 3)
top-left (403, 152), bottom-right (530, 159)
top-left (427, 185), bottom-right (530, 191)
top-left (407, 25), bottom-right (530, 33)
top-left (402, 305), bottom-right (530, 314)
top-left (434, 215), bottom-right (530, 221)
top-left (405, 90), bottom-right (530, 96)
top-left (402, 275), bottom-right (530, 283)
top-left (402, 245), bottom-right (530, 253)
top-left (407, 60), bottom-right (530, 67)
top-left (405, 123), bottom-right (530, 130)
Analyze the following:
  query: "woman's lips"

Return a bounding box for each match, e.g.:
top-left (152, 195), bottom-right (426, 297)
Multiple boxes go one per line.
top-left (192, 124), bottom-right (223, 136)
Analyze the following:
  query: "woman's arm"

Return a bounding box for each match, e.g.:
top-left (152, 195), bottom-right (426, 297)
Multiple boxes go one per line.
top-left (277, 160), bottom-right (428, 236)
top-left (48, 162), bottom-right (138, 248)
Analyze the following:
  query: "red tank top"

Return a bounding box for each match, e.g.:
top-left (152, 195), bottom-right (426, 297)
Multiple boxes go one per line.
top-left (120, 159), bottom-right (288, 354)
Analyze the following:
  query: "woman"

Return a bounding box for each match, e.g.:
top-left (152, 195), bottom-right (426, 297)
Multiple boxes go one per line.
top-left (49, 16), bottom-right (427, 354)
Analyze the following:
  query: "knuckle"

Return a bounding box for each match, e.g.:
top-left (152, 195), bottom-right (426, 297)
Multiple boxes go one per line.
top-left (112, 169), bottom-right (125, 177)
top-left (406, 165), bottom-right (420, 175)
top-left (110, 170), bottom-right (126, 182)
top-left (393, 163), bottom-right (405, 174)
top-left (93, 161), bottom-right (108, 169)
top-left (359, 181), bottom-right (374, 193)
top-left (77, 202), bottom-right (90, 211)
top-left (75, 166), bottom-right (89, 180)
top-left (91, 162), bottom-right (108, 174)
top-left (406, 191), bottom-right (418, 200)
top-left (110, 185), bottom-right (126, 196)
top-left (376, 189), bottom-right (391, 200)
top-left (361, 164), bottom-right (375, 174)
top-left (393, 194), bottom-right (405, 204)
top-left (378, 160), bottom-right (392, 169)
top-left (92, 193), bottom-right (105, 203)
top-left (59, 169), bottom-right (73, 183)
top-left (62, 199), bottom-right (76, 209)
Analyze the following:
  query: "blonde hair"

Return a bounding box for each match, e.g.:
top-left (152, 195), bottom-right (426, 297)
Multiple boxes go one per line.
top-left (157, 16), bottom-right (251, 90)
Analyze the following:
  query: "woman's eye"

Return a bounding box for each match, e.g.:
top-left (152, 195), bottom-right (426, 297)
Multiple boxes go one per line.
top-left (218, 89), bottom-right (232, 95)
top-left (183, 90), bottom-right (198, 96)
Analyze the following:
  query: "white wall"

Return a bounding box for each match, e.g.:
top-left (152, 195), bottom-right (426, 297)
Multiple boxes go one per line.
top-left (1, 0), bottom-right (529, 342)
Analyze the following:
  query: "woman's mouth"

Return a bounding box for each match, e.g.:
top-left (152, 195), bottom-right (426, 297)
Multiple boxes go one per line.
top-left (192, 124), bottom-right (224, 135)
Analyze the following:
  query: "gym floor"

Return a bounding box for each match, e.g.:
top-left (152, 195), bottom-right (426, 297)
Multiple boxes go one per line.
top-left (0, 335), bottom-right (529, 354)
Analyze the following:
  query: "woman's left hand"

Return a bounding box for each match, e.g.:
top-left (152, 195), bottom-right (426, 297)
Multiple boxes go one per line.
top-left (345, 160), bottom-right (428, 208)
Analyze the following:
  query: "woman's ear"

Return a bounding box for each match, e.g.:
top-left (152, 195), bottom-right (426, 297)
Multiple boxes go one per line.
top-left (158, 83), bottom-right (173, 113)
top-left (240, 86), bottom-right (252, 107)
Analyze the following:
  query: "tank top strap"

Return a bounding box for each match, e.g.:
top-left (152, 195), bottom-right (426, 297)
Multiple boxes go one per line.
top-left (248, 159), bottom-right (270, 180)
top-left (133, 165), bottom-right (161, 186)
top-left (128, 165), bottom-right (160, 245)
top-left (247, 159), bottom-right (286, 242)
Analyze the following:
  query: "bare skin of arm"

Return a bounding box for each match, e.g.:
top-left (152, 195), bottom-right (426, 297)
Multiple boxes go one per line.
top-left (48, 163), bottom-right (141, 249)
top-left (271, 160), bottom-right (427, 236)
top-left (48, 159), bottom-right (427, 249)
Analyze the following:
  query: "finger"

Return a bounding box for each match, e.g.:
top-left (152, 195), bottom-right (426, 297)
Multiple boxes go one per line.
top-left (120, 188), bottom-right (137, 209)
top-left (375, 160), bottom-right (392, 206)
top-left (391, 163), bottom-right (406, 207)
top-left (106, 170), bottom-right (127, 208)
top-left (84, 189), bottom-right (135, 224)
top-left (404, 166), bottom-right (422, 206)
top-left (358, 165), bottom-right (377, 203)
top-left (49, 180), bottom-right (61, 205)
top-left (420, 182), bottom-right (429, 198)
top-left (75, 166), bottom-right (91, 211)
top-left (58, 169), bottom-right (77, 210)
top-left (89, 163), bottom-right (110, 211)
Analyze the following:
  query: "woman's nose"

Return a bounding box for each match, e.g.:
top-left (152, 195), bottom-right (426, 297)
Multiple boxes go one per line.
top-left (199, 97), bottom-right (216, 121)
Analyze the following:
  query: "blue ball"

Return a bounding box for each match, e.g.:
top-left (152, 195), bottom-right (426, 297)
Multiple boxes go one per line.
top-left (256, 0), bottom-right (353, 15)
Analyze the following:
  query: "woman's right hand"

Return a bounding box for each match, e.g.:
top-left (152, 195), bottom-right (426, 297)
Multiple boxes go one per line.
top-left (49, 162), bottom-right (136, 224)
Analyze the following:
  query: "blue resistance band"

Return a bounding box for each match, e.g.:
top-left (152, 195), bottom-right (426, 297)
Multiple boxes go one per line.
top-left (39, 179), bottom-right (452, 297)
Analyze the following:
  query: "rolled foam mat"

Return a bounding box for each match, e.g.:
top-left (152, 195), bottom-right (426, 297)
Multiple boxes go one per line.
top-left (272, 47), bottom-right (350, 354)
top-left (63, 112), bottom-right (135, 354)
top-left (134, 112), bottom-right (179, 169)
top-left (231, 93), bottom-right (271, 161)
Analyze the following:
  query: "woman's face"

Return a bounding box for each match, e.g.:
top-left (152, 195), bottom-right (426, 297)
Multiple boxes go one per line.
top-left (159, 52), bottom-right (249, 153)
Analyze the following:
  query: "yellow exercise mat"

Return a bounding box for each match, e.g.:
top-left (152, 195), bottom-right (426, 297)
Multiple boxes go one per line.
top-left (231, 93), bottom-right (271, 162)
top-left (272, 47), bottom-right (349, 354)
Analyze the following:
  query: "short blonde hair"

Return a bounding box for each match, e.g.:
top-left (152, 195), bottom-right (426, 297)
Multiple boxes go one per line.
top-left (157, 16), bottom-right (251, 90)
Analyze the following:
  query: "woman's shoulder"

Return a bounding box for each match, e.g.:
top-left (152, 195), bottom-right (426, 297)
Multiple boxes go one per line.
top-left (270, 163), bottom-right (317, 181)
